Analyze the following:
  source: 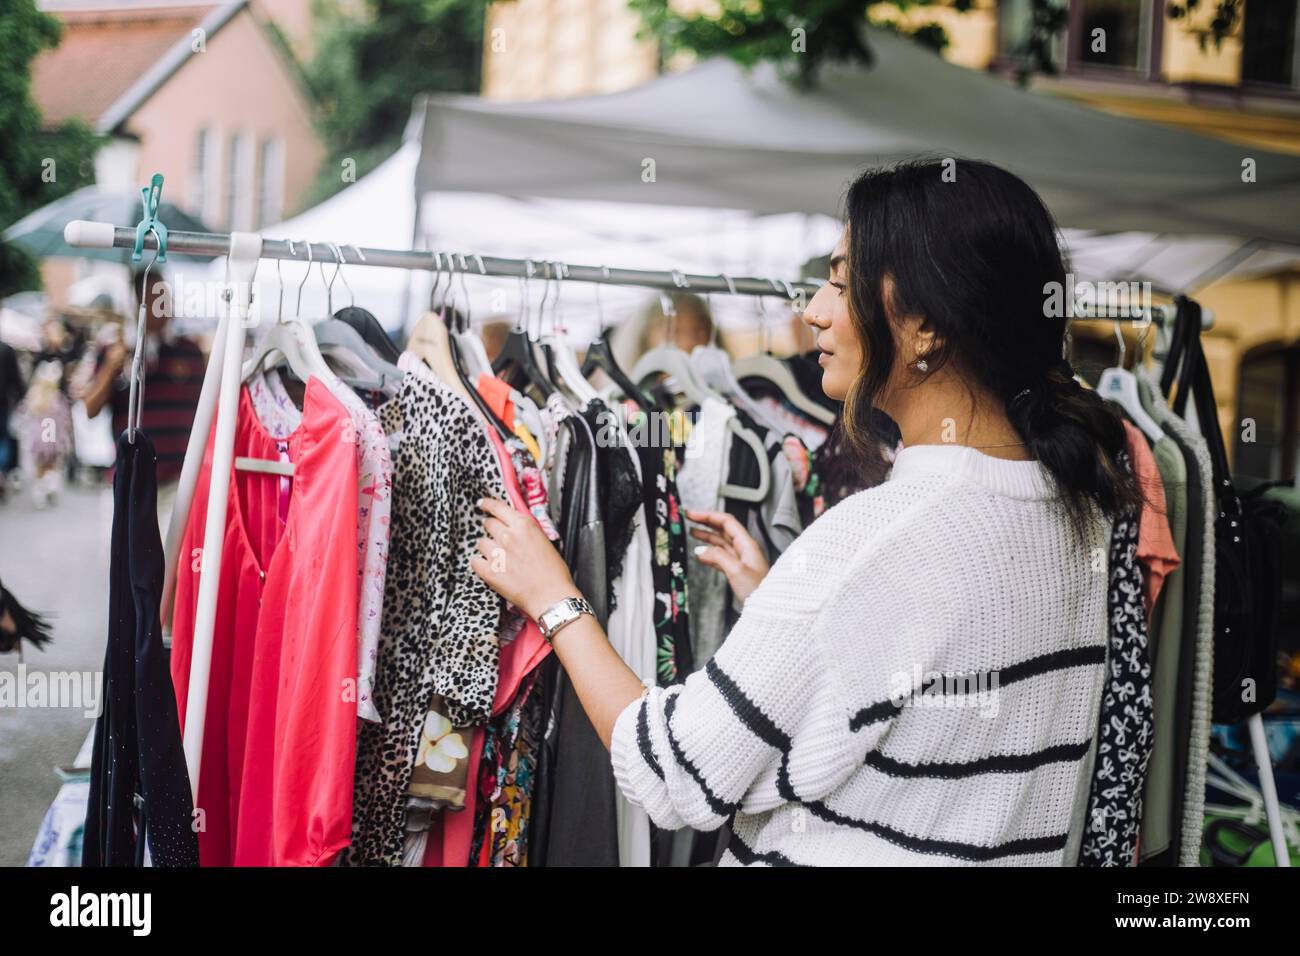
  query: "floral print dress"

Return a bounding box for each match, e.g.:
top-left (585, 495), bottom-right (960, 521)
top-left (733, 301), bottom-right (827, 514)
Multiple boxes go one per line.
top-left (627, 406), bottom-right (693, 685)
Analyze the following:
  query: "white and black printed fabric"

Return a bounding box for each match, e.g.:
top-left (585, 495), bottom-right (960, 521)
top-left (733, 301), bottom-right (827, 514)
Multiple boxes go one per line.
top-left (609, 443), bottom-right (1112, 866)
top-left (1078, 471), bottom-right (1155, 868)
top-left (346, 373), bottom-right (506, 866)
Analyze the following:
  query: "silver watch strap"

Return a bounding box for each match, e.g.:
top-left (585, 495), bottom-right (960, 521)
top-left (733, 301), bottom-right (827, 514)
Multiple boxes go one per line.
top-left (539, 596), bottom-right (594, 644)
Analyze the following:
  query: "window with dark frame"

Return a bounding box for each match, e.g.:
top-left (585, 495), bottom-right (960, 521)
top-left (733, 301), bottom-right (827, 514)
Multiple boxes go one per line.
top-left (1234, 346), bottom-right (1300, 488)
top-left (1078, 0), bottom-right (1147, 70)
top-left (1241, 0), bottom-right (1299, 87)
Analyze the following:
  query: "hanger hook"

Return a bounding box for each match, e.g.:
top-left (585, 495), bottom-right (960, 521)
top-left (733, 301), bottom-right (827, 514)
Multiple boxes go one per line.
top-left (329, 242), bottom-right (354, 311)
top-left (127, 226), bottom-right (163, 443)
top-left (471, 254), bottom-right (487, 334)
top-left (536, 261), bottom-right (554, 339)
top-left (595, 265), bottom-right (610, 336)
top-left (716, 274), bottom-right (738, 349)
top-left (519, 259), bottom-right (535, 334)
top-left (1135, 306), bottom-right (1153, 362)
top-left (754, 281), bottom-right (771, 354)
top-left (554, 262), bottom-right (568, 335)
top-left (295, 240), bottom-right (313, 317)
top-left (276, 239), bottom-right (293, 323)
top-left (457, 253), bottom-right (472, 331)
top-left (429, 251), bottom-right (443, 313)
top-left (324, 242), bottom-right (345, 316)
top-left (443, 253), bottom-right (459, 320)
top-left (345, 243), bottom-right (366, 311)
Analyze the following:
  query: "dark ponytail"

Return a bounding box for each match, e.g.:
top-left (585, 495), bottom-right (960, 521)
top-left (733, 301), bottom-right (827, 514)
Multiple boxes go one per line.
top-left (841, 159), bottom-right (1139, 532)
top-left (1002, 359), bottom-right (1138, 523)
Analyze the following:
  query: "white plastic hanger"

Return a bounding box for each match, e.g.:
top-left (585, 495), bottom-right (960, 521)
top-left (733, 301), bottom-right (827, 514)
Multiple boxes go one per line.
top-left (540, 262), bottom-right (600, 407)
top-left (238, 241), bottom-right (340, 478)
top-left (311, 243), bottom-right (401, 392)
top-left (690, 275), bottom-right (785, 435)
top-left (630, 280), bottom-right (769, 503)
top-left (241, 240), bottom-right (338, 389)
top-left (407, 252), bottom-right (473, 400)
top-left (631, 282), bottom-right (719, 407)
top-left (1097, 318), bottom-right (1163, 442)
top-left (732, 280), bottom-right (835, 426)
top-left (450, 254), bottom-right (492, 381)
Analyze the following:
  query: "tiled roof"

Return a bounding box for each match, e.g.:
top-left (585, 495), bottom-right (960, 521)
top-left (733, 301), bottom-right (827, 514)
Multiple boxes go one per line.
top-left (30, 4), bottom-right (218, 128)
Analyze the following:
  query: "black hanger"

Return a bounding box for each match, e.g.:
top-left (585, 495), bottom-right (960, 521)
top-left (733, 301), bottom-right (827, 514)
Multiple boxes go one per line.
top-left (581, 330), bottom-right (655, 412)
top-left (333, 305), bottom-right (401, 363)
top-left (493, 326), bottom-right (556, 399)
top-left (1159, 296), bottom-right (1191, 398)
top-left (444, 311), bottom-right (512, 443)
top-left (491, 264), bottom-right (556, 399)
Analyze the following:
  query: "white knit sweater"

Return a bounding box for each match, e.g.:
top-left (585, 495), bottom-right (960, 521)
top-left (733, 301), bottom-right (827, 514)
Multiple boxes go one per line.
top-left (610, 443), bottom-right (1113, 866)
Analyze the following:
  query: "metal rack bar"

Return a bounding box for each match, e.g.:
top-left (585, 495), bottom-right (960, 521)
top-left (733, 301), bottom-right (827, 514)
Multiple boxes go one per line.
top-left (63, 221), bottom-right (819, 299)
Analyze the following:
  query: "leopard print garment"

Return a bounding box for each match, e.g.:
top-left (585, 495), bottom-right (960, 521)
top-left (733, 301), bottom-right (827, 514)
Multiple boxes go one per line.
top-left (346, 373), bottom-right (506, 865)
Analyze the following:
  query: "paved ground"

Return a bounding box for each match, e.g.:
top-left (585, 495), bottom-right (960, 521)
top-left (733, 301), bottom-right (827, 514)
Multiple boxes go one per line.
top-left (0, 481), bottom-right (115, 866)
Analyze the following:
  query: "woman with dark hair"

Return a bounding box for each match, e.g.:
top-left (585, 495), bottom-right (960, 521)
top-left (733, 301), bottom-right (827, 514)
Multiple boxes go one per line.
top-left (471, 159), bottom-right (1139, 865)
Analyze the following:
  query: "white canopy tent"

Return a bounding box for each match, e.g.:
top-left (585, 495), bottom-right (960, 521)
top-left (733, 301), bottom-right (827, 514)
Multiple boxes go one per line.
top-left (408, 25), bottom-right (1300, 305)
top-left (413, 26), bottom-right (1300, 245)
top-left (197, 138), bottom-right (845, 340)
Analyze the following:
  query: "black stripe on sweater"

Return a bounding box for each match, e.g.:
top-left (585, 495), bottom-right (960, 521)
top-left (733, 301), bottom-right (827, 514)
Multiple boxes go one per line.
top-left (705, 659), bottom-right (799, 801)
top-left (863, 740), bottom-right (1092, 779)
top-left (725, 828), bottom-right (806, 867)
top-left (663, 692), bottom-right (737, 819)
top-left (705, 658), bottom-right (789, 750)
top-left (804, 799), bottom-right (1069, 862)
top-left (848, 644), bottom-right (1106, 731)
top-left (636, 698), bottom-right (665, 781)
top-left (687, 658), bottom-right (1076, 862)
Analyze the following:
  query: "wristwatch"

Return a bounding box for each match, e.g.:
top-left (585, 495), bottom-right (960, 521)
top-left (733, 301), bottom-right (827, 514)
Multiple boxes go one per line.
top-left (537, 596), bottom-right (595, 645)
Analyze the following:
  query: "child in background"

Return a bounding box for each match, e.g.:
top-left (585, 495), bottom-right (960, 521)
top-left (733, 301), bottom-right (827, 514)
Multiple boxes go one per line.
top-left (14, 360), bottom-right (74, 509)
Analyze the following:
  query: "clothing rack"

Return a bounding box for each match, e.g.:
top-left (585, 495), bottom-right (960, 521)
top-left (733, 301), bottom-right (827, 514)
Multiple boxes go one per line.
top-left (64, 219), bottom-right (1249, 865)
top-left (62, 218), bottom-right (830, 802)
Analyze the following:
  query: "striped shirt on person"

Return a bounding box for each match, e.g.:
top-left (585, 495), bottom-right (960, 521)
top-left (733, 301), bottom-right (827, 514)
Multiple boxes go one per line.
top-left (610, 442), bottom-right (1112, 866)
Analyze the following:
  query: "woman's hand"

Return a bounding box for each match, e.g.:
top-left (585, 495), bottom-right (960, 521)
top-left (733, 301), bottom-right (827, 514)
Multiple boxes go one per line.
top-left (471, 497), bottom-right (582, 621)
top-left (685, 508), bottom-right (770, 605)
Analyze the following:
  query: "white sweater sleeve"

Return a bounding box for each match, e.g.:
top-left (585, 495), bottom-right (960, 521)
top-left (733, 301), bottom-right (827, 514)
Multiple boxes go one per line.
top-left (609, 502), bottom-right (906, 831)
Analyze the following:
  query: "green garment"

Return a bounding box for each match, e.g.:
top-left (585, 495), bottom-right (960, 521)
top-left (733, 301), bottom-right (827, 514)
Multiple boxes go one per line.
top-left (1138, 430), bottom-right (1188, 862)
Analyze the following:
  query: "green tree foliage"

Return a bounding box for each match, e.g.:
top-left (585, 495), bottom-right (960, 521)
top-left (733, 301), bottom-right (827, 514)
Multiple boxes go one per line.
top-left (0, 0), bottom-right (102, 296)
top-left (627, 0), bottom-right (967, 87)
top-left (302, 0), bottom-right (488, 207)
top-left (1006, 0), bottom-right (1069, 85)
top-left (1166, 0), bottom-right (1241, 53)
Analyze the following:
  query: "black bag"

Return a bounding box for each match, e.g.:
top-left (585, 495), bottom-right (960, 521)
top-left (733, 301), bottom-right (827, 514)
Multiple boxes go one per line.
top-left (1166, 297), bottom-right (1288, 723)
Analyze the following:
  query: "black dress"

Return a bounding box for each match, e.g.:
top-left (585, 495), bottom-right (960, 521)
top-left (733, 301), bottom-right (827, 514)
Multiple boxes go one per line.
top-left (84, 432), bottom-right (198, 866)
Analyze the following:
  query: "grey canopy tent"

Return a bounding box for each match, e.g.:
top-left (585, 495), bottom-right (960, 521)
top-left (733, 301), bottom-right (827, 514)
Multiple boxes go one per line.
top-left (411, 26), bottom-right (1300, 250)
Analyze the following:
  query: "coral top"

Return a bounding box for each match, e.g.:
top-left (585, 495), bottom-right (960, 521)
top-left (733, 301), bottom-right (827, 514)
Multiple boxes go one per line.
top-left (171, 377), bottom-right (359, 866)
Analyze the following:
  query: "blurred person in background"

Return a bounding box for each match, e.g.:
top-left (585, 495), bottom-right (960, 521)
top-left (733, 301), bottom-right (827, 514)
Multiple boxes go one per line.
top-left (0, 339), bottom-right (24, 501)
top-left (480, 317), bottom-right (512, 364)
top-left (81, 267), bottom-right (205, 510)
top-left (13, 358), bottom-right (73, 509)
top-left (607, 292), bottom-right (718, 377)
top-left (0, 576), bottom-right (53, 659)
